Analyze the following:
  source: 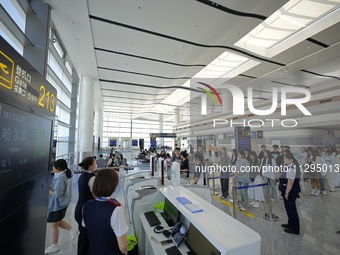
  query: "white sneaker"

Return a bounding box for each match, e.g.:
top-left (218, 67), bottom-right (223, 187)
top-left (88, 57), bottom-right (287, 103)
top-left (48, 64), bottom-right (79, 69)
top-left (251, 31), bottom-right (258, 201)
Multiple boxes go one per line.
top-left (250, 201), bottom-right (255, 206)
top-left (314, 190), bottom-right (320, 196)
top-left (310, 189), bottom-right (316, 195)
top-left (239, 206), bottom-right (246, 211)
top-left (330, 188), bottom-right (335, 192)
top-left (229, 199), bottom-right (240, 204)
top-left (322, 191), bottom-right (327, 196)
top-left (45, 244), bottom-right (59, 254)
top-left (271, 198), bottom-right (276, 202)
top-left (252, 202), bottom-right (260, 208)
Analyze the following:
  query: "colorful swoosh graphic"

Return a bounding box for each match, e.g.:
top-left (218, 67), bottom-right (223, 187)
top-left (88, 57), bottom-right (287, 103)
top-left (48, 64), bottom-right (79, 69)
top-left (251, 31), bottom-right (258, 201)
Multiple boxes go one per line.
top-left (197, 82), bottom-right (222, 106)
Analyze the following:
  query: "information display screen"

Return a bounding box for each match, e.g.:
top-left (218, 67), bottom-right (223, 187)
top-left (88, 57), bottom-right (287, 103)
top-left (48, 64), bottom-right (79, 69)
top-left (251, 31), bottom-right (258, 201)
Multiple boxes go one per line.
top-left (185, 223), bottom-right (220, 255)
top-left (0, 102), bottom-right (52, 193)
top-left (235, 126), bottom-right (251, 151)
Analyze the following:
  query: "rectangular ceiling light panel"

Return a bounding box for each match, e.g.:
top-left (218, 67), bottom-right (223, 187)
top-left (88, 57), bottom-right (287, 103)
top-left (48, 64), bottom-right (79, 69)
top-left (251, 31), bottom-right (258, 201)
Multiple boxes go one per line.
top-left (235, 0), bottom-right (340, 57)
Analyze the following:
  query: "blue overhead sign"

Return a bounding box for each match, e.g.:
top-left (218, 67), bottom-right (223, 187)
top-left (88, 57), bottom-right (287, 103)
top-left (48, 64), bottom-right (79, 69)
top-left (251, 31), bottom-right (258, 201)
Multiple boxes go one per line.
top-left (149, 133), bottom-right (176, 138)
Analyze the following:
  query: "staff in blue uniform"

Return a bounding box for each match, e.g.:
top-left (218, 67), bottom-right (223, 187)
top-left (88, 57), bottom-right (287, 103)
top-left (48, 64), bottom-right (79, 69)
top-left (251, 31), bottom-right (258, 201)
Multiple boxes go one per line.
top-left (75, 156), bottom-right (97, 255)
top-left (279, 151), bottom-right (301, 235)
top-left (83, 168), bottom-right (128, 255)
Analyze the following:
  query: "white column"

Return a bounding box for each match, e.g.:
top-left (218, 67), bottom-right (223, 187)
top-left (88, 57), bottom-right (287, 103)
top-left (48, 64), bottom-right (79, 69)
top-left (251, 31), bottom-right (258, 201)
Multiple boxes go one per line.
top-left (222, 93), bottom-right (233, 114)
top-left (78, 76), bottom-right (95, 160)
top-left (94, 109), bottom-right (103, 151)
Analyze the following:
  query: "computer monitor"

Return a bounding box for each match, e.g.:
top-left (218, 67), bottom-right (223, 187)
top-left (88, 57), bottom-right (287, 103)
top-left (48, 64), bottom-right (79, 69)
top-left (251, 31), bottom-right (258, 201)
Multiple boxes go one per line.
top-left (185, 223), bottom-right (220, 255)
top-left (164, 198), bottom-right (179, 224)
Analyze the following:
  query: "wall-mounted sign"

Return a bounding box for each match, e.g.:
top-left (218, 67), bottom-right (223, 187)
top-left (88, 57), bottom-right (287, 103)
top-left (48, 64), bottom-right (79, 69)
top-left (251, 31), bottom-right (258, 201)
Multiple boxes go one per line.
top-left (223, 133), bottom-right (234, 138)
top-left (0, 36), bottom-right (57, 119)
top-left (235, 126), bottom-right (251, 151)
top-left (109, 138), bottom-right (117, 147)
top-left (132, 139), bottom-right (138, 146)
top-left (149, 133), bottom-right (176, 138)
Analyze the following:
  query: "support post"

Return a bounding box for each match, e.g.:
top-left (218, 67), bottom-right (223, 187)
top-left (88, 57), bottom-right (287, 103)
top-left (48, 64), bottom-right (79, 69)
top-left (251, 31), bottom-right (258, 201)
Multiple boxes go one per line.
top-left (151, 157), bottom-right (155, 177)
top-left (161, 160), bottom-right (164, 186)
top-left (264, 181), bottom-right (279, 222)
top-left (232, 178), bottom-right (237, 219)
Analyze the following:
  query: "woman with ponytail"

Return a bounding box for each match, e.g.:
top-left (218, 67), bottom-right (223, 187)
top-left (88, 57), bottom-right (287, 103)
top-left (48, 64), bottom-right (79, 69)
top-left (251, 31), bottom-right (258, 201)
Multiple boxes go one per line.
top-left (45, 159), bottom-right (73, 254)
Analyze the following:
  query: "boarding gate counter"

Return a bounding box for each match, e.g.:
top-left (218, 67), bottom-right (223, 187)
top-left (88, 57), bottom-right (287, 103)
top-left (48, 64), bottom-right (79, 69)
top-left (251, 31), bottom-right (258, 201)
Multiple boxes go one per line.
top-left (136, 186), bottom-right (261, 255)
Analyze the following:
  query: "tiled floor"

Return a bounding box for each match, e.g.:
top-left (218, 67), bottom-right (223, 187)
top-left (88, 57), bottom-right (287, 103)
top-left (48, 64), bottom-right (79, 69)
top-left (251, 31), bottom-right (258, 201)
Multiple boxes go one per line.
top-left (45, 171), bottom-right (340, 255)
top-left (212, 180), bottom-right (340, 255)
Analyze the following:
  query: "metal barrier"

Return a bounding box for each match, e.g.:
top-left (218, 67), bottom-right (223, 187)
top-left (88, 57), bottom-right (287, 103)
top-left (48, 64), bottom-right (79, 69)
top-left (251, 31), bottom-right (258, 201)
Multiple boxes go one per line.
top-left (207, 175), bottom-right (279, 221)
top-left (161, 160), bottom-right (164, 186)
top-left (263, 182), bottom-right (279, 222)
top-left (151, 157), bottom-right (155, 176)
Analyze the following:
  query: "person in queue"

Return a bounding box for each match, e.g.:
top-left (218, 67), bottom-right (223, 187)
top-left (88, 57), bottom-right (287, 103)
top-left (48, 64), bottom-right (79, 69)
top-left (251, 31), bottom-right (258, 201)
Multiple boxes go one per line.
top-left (171, 147), bottom-right (181, 163)
top-left (261, 150), bottom-right (278, 202)
top-left (258, 144), bottom-right (267, 160)
top-left (96, 154), bottom-right (106, 168)
top-left (248, 151), bottom-right (264, 208)
top-left (219, 146), bottom-right (231, 199)
top-left (75, 156), bottom-right (97, 255)
top-left (306, 147), bottom-right (322, 196)
top-left (193, 151), bottom-right (205, 185)
top-left (234, 151), bottom-right (250, 211)
top-left (45, 159), bottom-right (72, 254)
top-left (279, 151), bottom-right (301, 235)
top-left (106, 153), bottom-right (116, 167)
top-left (180, 151), bottom-right (189, 178)
top-left (83, 169), bottom-right (128, 255)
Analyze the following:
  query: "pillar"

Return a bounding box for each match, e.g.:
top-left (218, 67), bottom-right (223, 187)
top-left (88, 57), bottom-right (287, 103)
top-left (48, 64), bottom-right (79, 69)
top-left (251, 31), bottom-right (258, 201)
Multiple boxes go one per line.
top-left (68, 68), bottom-right (79, 165)
top-left (78, 76), bottom-right (95, 160)
top-left (94, 109), bottom-right (103, 152)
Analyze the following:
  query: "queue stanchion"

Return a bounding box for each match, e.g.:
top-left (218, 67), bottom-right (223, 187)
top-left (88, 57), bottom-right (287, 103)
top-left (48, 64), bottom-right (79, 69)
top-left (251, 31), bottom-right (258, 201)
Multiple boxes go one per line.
top-left (212, 169), bottom-right (216, 194)
top-left (232, 177), bottom-right (237, 219)
top-left (206, 170), bottom-right (210, 189)
top-left (212, 168), bottom-right (219, 195)
top-left (151, 157), bottom-right (155, 177)
top-left (264, 182), bottom-right (279, 222)
top-left (161, 160), bottom-right (164, 186)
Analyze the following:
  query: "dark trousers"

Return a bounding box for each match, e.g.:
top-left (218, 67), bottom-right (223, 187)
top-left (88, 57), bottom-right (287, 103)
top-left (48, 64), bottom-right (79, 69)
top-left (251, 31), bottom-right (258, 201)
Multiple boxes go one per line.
top-left (220, 177), bottom-right (229, 197)
top-left (77, 222), bottom-right (89, 255)
top-left (282, 193), bottom-right (300, 234)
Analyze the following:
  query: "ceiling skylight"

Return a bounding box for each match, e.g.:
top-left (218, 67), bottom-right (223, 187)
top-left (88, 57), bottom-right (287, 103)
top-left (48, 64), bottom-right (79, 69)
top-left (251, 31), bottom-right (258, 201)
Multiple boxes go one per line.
top-left (235, 0), bottom-right (340, 58)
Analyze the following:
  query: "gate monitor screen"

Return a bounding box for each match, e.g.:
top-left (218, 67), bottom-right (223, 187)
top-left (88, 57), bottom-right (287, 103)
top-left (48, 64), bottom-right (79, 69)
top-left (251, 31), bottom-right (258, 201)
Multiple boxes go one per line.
top-left (185, 223), bottom-right (220, 255)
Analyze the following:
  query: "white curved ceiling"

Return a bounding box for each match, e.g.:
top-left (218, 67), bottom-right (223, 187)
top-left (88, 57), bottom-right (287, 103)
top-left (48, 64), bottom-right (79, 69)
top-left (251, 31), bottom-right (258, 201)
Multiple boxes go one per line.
top-left (45, 0), bottom-right (340, 128)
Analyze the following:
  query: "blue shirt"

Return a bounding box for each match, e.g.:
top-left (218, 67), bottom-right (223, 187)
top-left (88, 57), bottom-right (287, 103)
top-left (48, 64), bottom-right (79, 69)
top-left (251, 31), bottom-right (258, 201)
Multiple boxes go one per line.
top-left (48, 171), bottom-right (72, 212)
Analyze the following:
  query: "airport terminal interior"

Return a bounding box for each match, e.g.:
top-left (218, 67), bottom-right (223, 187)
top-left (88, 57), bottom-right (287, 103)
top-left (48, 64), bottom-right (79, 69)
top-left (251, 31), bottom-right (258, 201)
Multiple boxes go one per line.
top-left (1, 0), bottom-right (340, 254)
